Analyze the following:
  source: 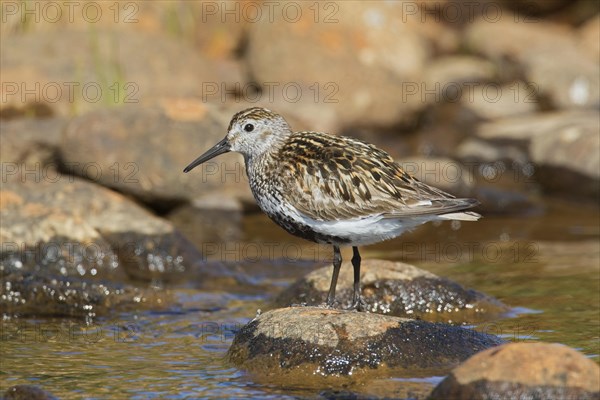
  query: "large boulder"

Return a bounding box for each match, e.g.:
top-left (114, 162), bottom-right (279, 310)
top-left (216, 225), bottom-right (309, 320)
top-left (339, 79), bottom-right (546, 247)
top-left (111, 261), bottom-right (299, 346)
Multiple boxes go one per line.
top-left (0, 175), bottom-right (202, 282)
top-left (228, 307), bottom-right (504, 379)
top-left (430, 342), bottom-right (600, 399)
top-left (60, 101), bottom-right (252, 207)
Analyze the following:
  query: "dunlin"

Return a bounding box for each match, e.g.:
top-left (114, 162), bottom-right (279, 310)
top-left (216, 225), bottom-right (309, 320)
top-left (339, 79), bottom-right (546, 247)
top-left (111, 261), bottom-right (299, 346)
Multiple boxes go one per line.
top-left (184, 107), bottom-right (480, 310)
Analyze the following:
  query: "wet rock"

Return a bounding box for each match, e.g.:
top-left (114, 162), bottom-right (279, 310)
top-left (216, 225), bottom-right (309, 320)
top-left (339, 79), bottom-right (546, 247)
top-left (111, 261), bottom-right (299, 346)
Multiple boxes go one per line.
top-left (102, 230), bottom-right (202, 283)
top-left (246, 2), bottom-right (449, 130)
top-left (0, 30), bottom-right (243, 117)
top-left (0, 118), bottom-right (66, 166)
top-left (430, 342), bottom-right (600, 400)
top-left (457, 111), bottom-right (599, 198)
top-left (61, 101), bottom-right (252, 207)
top-left (464, 15), bottom-right (600, 109)
top-left (0, 175), bottom-right (202, 282)
top-left (399, 157), bottom-right (475, 197)
top-left (228, 307), bottom-right (504, 379)
top-left (3, 385), bottom-right (58, 400)
top-left (273, 260), bottom-right (507, 323)
top-left (1, 269), bottom-right (170, 320)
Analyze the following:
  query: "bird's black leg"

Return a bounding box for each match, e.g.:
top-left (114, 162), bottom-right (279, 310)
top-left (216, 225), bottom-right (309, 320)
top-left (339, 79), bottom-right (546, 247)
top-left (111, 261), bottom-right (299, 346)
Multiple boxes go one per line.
top-left (325, 245), bottom-right (342, 307)
top-left (349, 246), bottom-right (366, 311)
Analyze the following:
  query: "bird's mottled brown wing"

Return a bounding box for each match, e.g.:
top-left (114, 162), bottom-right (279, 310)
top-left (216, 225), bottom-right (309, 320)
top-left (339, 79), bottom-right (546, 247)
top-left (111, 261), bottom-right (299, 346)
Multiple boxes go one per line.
top-left (276, 132), bottom-right (473, 221)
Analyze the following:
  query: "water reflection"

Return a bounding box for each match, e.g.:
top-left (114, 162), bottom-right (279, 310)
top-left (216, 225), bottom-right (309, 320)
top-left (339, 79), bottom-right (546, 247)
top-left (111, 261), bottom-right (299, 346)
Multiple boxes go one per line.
top-left (2, 199), bottom-right (598, 398)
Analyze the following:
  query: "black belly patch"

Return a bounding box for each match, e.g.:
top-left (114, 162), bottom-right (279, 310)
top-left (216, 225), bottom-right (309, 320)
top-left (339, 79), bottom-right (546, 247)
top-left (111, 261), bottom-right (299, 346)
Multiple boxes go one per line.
top-left (267, 212), bottom-right (351, 245)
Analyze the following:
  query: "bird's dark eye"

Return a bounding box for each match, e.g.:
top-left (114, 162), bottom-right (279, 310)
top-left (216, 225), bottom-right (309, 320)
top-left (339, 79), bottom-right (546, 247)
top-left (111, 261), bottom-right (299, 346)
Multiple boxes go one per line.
top-left (244, 123), bottom-right (254, 132)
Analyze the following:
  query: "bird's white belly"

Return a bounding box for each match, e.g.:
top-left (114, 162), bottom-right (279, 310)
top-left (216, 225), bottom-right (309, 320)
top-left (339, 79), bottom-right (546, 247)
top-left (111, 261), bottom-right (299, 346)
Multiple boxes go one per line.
top-left (287, 206), bottom-right (432, 246)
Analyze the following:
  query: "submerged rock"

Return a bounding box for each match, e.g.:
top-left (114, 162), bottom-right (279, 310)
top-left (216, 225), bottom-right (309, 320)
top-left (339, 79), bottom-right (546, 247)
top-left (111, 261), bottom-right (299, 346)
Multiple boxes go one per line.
top-left (273, 260), bottom-right (507, 323)
top-left (3, 385), bottom-right (58, 400)
top-left (228, 307), bottom-right (504, 380)
top-left (430, 342), bottom-right (600, 400)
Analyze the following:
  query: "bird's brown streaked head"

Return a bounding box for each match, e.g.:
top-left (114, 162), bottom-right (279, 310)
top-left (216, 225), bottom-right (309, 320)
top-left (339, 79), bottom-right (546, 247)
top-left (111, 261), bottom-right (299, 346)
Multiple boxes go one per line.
top-left (183, 107), bottom-right (292, 173)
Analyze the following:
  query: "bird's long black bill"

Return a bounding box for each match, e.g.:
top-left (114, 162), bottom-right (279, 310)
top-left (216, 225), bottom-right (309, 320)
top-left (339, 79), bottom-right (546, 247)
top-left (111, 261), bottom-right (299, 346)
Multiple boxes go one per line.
top-left (183, 137), bottom-right (231, 173)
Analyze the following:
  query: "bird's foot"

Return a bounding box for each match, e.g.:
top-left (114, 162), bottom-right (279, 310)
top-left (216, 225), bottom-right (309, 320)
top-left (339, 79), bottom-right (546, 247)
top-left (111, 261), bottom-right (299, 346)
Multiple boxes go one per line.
top-left (345, 297), bottom-right (368, 312)
top-left (318, 301), bottom-right (338, 309)
top-left (289, 302), bottom-right (308, 308)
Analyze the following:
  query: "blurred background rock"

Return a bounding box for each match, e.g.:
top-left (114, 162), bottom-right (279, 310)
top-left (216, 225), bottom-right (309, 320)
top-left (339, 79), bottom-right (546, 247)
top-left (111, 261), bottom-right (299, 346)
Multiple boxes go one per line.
top-left (1, 0), bottom-right (597, 209)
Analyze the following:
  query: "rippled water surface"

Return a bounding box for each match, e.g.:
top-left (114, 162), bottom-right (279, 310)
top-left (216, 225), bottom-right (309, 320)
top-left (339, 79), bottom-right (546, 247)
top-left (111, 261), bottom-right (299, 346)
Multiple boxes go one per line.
top-left (2, 199), bottom-right (599, 398)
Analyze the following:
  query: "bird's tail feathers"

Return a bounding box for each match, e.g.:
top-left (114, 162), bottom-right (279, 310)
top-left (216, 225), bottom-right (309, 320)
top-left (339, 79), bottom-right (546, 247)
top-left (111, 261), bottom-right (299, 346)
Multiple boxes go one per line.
top-left (438, 211), bottom-right (481, 221)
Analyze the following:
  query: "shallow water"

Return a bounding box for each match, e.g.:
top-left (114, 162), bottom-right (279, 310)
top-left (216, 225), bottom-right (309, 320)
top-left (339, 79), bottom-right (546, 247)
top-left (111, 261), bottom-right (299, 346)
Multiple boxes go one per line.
top-left (2, 198), bottom-right (599, 398)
